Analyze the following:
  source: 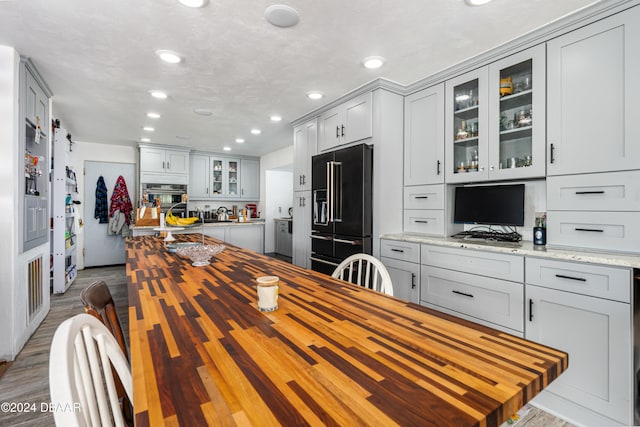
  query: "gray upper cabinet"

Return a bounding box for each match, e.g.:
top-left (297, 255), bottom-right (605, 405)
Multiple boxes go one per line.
top-left (404, 84), bottom-right (445, 186)
top-left (547, 6), bottom-right (640, 176)
top-left (140, 146), bottom-right (189, 175)
top-left (240, 158), bottom-right (260, 200)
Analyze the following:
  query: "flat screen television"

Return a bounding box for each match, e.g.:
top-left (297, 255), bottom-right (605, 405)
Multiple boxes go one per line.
top-left (454, 184), bottom-right (525, 226)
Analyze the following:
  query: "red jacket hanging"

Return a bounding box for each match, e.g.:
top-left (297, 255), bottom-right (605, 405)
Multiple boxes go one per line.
top-left (109, 175), bottom-right (133, 225)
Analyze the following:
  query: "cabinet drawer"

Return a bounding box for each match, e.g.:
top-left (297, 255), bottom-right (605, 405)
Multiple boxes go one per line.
top-left (525, 258), bottom-right (631, 303)
top-left (421, 244), bottom-right (524, 282)
top-left (403, 210), bottom-right (444, 235)
top-left (403, 185), bottom-right (445, 210)
top-left (421, 266), bottom-right (524, 332)
top-left (380, 239), bottom-right (420, 263)
top-left (547, 211), bottom-right (640, 253)
top-left (547, 171), bottom-right (640, 211)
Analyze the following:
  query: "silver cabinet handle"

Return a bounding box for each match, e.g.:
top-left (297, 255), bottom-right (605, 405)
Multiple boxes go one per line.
top-left (390, 248), bottom-right (404, 253)
top-left (415, 196), bottom-right (429, 199)
top-left (310, 234), bottom-right (332, 241)
top-left (310, 257), bottom-right (339, 267)
top-left (334, 238), bottom-right (361, 245)
top-left (167, 162), bottom-right (170, 170)
top-left (575, 191), bottom-right (605, 195)
top-left (415, 220), bottom-right (429, 224)
top-left (162, 161), bottom-right (165, 169)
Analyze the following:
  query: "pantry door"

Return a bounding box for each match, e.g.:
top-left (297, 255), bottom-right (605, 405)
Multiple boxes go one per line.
top-left (84, 161), bottom-right (136, 267)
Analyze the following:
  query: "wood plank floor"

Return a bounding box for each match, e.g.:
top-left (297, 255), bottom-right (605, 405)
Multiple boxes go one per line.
top-left (0, 264), bottom-right (573, 427)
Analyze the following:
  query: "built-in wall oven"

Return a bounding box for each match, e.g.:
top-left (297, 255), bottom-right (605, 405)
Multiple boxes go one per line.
top-left (142, 183), bottom-right (188, 216)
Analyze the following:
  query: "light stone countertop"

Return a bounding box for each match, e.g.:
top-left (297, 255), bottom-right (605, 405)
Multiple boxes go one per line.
top-left (381, 233), bottom-right (640, 269)
top-left (132, 220), bottom-right (265, 230)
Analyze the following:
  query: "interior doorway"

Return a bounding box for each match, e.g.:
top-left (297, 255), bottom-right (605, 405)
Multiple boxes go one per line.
top-left (264, 166), bottom-right (293, 254)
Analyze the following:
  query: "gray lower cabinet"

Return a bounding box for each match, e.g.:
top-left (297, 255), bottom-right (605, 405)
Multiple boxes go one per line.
top-left (274, 219), bottom-right (292, 257)
top-left (525, 258), bottom-right (633, 427)
top-left (380, 239), bottom-right (420, 303)
top-left (419, 244), bottom-right (525, 335)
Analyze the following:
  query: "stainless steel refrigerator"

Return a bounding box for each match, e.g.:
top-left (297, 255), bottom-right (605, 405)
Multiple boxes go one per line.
top-left (310, 143), bottom-right (373, 275)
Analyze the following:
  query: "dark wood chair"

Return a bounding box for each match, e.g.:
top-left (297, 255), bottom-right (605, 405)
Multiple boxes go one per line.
top-left (80, 280), bottom-right (128, 360)
top-left (80, 280), bottom-right (133, 425)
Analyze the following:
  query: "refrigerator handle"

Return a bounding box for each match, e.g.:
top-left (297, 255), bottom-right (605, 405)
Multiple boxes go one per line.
top-left (326, 161), bottom-right (332, 222)
top-left (332, 161), bottom-right (342, 222)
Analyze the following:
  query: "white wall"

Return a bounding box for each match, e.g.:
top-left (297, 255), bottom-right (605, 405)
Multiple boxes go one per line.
top-left (0, 46), bottom-right (20, 360)
top-left (70, 141), bottom-right (138, 269)
top-left (260, 145), bottom-right (294, 253)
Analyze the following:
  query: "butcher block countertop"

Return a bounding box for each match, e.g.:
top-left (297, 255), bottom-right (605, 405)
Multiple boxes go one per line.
top-left (126, 234), bottom-right (568, 427)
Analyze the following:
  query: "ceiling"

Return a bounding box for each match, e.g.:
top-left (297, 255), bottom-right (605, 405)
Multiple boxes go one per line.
top-left (0, 0), bottom-right (599, 157)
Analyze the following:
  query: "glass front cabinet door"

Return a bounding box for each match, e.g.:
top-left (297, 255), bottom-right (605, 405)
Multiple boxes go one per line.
top-left (446, 44), bottom-right (545, 183)
top-left (211, 159), bottom-right (224, 196)
top-left (445, 68), bottom-right (489, 183)
top-left (488, 44), bottom-right (546, 180)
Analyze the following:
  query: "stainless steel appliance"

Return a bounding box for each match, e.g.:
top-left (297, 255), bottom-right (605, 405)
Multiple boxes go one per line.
top-left (310, 143), bottom-right (373, 275)
top-left (142, 183), bottom-right (187, 216)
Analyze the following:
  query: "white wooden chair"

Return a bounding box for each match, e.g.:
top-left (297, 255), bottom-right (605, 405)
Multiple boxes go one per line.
top-left (49, 313), bottom-right (133, 427)
top-left (332, 253), bottom-right (394, 296)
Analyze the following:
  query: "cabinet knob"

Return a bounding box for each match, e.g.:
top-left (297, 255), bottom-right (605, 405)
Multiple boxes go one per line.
top-left (490, 165), bottom-right (494, 171)
top-left (479, 167), bottom-right (484, 172)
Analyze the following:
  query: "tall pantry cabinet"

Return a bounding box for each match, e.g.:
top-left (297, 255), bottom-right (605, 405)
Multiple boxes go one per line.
top-left (1, 53), bottom-right (52, 361)
top-left (292, 119), bottom-right (316, 269)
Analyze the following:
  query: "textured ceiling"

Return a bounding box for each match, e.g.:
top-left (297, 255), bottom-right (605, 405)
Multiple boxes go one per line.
top-left (0, 0), bottom-right (599, 157)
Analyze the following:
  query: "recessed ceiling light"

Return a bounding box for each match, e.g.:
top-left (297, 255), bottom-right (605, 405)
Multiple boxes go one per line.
top-left (178, 0), bottom-right (208, 7)
top-left (143, 126), bottom-right (155, 132)
top-left (155, 50), bottom-right (182, 64)
top-left (193, 108), bottom-right (213, 116)
top-left (270, 115), bottom-right (283, 122)
top-left (235, 138), bottom-right (245, 143)
top-left (223, 146), bottom-right (231, 151)
top-left (362, 56), bottom-right (385, 69)
top-left (251, 129), bottom-right (262, 135)
top-left (307, 91), bottom-right (323, 100)
top-left (146, 112), bottom-right (160, 119)
top-left (264, 5), bottom-right (299, 28)
top-left (149, 90), bottom-right (168, 99)
top-left (464, 0), bottom-right (492, 5)
top-left (140, 138), bottom-right (151, 143)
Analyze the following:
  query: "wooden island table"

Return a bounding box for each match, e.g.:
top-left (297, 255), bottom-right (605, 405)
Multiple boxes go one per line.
top-left (126, 234), bottom-right (568, 427)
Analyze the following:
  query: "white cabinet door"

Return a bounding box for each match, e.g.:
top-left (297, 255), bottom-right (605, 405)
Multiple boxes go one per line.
top-left (292, 191), bottom-right (311, 268)
top-left (445, 67), bottom-right (489, 183)
top-left (189, 154), bottom-right (210, 198)
top-left (293, 119), bottom-right (317, 191)
top-left (488, 44), bottom-right (546, 180)
top-left (165, 150), bottom-right (189, 174)
top-left (526, 285), bottom-right (632, 425)
top-left (140, 147), bottom-right (167, 173)
top-left (318, 105), bottom-right (342, 153)
top-left (380, 257), bottom-right (420, 304)
top-left (343, 91), bottom-right (373, 144)
top-left (547, 7), bottom-right (640, 176)
top-left (318, 92), bottom-right (372, 152)
top-left (404, 84), bottom-right (445, 186)
top-left (240, 159), bottom-right (260, 200)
